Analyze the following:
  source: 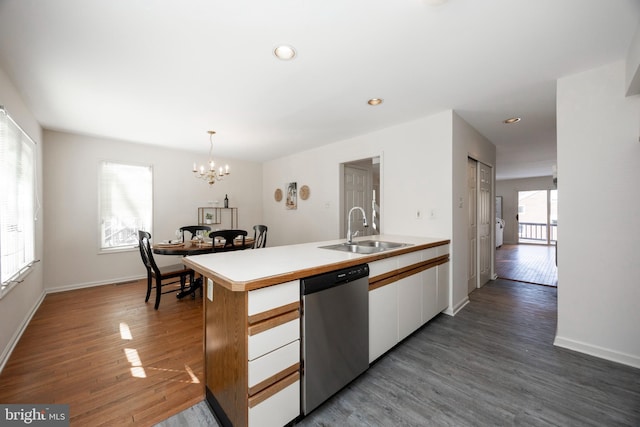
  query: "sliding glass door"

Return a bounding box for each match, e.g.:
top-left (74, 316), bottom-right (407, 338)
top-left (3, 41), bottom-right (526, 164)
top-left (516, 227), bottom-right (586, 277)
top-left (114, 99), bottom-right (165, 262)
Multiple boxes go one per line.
top-left (517, 190), bottom-right (557, 245)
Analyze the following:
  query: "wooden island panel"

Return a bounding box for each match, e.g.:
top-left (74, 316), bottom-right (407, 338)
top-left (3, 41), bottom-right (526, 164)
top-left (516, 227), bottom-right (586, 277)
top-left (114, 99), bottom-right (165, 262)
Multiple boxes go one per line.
top-left (205, 280), bottom-right (249, 427)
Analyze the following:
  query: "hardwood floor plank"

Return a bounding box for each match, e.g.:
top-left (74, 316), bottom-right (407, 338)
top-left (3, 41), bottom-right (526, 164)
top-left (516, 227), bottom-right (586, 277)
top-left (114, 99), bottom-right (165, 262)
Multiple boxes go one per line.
top-left (0, 280), bottom-right (204, 426)
top-left (496, 244), bottom-right (557, 287)
top-left (4, 276), bottom-right (639, 427)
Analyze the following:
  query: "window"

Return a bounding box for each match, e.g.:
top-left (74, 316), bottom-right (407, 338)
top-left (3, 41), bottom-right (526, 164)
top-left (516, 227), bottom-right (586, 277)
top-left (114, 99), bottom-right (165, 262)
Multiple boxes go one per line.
top-left (0, 107), bottom-right (37, 298)
top-left (99, 161), bottom-right (153, 251)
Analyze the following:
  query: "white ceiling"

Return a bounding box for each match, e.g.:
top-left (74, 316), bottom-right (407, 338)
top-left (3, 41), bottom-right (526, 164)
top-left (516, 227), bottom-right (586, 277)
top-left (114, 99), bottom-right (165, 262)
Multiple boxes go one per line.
top-left (0, 0), bottom-right (638, 180)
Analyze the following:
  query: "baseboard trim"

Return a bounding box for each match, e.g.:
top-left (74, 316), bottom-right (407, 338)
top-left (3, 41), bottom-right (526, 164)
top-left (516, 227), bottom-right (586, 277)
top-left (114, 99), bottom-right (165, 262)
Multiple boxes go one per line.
top-left (444, 296), bottom-right (470, 316)
top-left (46, 274), bottom-right (145, 294)
top-left (0, 290), bottom-right (46, 373)
top-left (554, 335), bottom-right (640, 369)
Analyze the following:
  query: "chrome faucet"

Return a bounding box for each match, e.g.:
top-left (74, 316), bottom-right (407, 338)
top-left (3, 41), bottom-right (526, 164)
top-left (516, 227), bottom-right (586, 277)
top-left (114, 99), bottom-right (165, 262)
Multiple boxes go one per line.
top-left (347, 206), bottom-right (368, 243)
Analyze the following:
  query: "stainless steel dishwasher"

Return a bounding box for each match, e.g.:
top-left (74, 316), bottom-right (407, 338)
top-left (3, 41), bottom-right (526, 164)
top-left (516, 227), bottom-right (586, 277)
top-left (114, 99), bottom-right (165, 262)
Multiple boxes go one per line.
top-left (300, 263), bottom-right (369, 415)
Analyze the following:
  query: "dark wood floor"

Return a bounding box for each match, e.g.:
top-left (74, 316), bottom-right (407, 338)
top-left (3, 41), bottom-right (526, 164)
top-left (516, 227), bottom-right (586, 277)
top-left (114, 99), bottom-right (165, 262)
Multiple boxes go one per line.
top-left (0, 279), bottom-right (204, 426)
top-left (4, 276), bottom-right (639, 427)
top-left (496, 244), bottom-right (558, 287)
top-left (300, 279), bottom-right (639, 426)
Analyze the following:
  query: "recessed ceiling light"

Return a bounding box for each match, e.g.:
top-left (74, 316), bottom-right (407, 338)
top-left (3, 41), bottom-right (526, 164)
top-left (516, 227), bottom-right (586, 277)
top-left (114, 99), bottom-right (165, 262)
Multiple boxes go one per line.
top-left (368, 98), bottom-right (383, 106)
top-left (274, 45), bottom-right (296, 60)
top-left (503, 117), bottom-right (521, 124)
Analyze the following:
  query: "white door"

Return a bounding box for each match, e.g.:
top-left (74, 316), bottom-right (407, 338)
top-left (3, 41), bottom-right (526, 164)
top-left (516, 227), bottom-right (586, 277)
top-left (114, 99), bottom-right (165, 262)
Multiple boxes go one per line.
top-left (478, 162), bottom-right (492, 286)
top-left (467, 158), bottom-right (477, 293)
top-left (344, 165), bottom-right (372, 238)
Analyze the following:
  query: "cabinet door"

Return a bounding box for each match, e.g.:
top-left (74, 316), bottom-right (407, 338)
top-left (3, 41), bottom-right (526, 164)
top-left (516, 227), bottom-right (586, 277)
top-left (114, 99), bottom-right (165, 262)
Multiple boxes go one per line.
top-left (437, 262), bottom-right (450, 312)
top-left (369, 283), bottom-right (398, 362)
top-left (397, 273), bottom-right (422, 340)
top-left (422, 267), bottom-right (438, 323)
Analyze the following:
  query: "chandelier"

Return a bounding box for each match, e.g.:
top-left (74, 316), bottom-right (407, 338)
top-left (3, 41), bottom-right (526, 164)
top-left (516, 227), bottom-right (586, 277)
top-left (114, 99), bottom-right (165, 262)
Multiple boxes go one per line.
top-left (192, 130), bottom-right (230, 185)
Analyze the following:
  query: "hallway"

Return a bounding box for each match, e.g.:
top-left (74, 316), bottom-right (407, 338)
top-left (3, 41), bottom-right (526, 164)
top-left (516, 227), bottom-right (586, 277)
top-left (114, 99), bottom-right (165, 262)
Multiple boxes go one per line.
top-left (496, 244), bottom-right (558, 287)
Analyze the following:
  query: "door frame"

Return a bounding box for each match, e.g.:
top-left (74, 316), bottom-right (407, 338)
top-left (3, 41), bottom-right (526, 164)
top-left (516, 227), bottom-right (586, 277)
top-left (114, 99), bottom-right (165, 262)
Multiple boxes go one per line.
top-left (468, 156), bottom-right (496, 292)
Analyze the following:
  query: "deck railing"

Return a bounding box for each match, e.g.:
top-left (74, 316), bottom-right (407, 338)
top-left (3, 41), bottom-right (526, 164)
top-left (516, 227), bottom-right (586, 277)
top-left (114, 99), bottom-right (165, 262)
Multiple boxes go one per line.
top-left (518, 222), bottom-right (557, 243)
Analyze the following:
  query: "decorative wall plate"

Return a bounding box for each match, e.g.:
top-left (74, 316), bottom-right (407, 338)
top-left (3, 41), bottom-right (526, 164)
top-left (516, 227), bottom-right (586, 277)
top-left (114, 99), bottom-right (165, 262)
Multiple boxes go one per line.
top-left (300, 185), bottom-right (310, 200)
top-left (274, 188), bottom-right (283, 202)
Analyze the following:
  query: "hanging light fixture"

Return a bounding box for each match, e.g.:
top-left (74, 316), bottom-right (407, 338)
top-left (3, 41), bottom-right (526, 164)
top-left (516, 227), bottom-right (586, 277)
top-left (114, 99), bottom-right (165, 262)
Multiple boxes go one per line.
top-left (192, 131), bottom-right (230, 185)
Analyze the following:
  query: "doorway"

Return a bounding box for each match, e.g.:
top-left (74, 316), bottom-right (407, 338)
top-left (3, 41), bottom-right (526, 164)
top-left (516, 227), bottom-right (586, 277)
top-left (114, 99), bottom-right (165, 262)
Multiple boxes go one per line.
top-left (517, 190), bottom-right (558, 245)
top-left (342, 158), bottom-right (380, 238)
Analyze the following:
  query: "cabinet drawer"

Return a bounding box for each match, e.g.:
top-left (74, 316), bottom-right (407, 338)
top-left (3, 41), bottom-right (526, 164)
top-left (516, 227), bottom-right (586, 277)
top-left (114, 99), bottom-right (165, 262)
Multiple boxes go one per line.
top-left (396, 251), bottom-right (422, 269)
top-left (248, 376), bottom-right (300, 427)
top-left (437, 244), bottom-right (449, 256)
top-left (368, 257), bottom-right (397, 278)
top-left (248, 339), bottom-right (299, 389)
top-left (248, 318), bottom-right (299, 361)
top-left (248, 280), bottom-right (299, 316)
top-left (420, 247), bottom-right (437, 262)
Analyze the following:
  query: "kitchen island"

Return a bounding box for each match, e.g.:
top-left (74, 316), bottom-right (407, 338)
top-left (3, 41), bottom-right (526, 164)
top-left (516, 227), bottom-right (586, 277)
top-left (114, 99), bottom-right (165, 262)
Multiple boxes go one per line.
top-left (183, 235), bottom-right (450, 427)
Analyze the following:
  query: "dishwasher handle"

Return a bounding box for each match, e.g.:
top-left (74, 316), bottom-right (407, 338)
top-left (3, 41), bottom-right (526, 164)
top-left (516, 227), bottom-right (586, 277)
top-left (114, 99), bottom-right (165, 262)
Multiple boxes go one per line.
top-left (301, 264), bottom-right (369, 295)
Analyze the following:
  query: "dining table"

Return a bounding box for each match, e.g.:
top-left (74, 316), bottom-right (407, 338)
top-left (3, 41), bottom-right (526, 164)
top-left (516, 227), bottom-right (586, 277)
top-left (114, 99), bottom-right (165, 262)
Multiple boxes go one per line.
top-left (152, 238), bottom-right (254, 255)
top-left (152, 237), bottom-right (254, 298)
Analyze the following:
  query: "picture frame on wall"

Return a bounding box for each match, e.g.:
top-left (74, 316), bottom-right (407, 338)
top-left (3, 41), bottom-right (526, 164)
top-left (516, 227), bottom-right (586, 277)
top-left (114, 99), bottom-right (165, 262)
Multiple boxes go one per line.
top-left (286, 182), bottom-right (297, 210)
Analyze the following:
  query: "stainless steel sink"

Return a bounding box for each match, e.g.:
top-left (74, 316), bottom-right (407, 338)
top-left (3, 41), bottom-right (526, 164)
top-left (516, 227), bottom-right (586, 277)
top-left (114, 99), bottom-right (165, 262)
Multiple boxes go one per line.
top-left (319, 240), bottom-right (411, 254)
top-left (319, 243), bottom-right (385, 254)
top-left (355, 240), bottom-right (410, 249)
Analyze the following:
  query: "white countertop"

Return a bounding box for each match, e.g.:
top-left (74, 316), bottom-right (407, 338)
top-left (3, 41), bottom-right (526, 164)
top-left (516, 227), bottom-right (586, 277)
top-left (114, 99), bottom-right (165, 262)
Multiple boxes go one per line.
top-left (183, 234), bottom-right (449, 291)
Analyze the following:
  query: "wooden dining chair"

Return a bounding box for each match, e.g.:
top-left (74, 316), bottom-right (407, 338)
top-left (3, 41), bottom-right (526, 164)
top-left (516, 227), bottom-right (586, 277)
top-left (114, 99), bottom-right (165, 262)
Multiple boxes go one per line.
top-left (209, 229), bottom-right (248, 252)
top-left (180, 225), bottom-right (211, 242)
top-left (138, 230), bottom-right (195, 309)
top-left (252, 225), bottom-right (268, 249)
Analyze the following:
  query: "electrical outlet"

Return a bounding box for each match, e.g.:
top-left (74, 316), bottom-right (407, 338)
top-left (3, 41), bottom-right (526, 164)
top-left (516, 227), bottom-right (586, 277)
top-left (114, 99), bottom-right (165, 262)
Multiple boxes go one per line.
top-left (207, 278), bottom-right (213, 301)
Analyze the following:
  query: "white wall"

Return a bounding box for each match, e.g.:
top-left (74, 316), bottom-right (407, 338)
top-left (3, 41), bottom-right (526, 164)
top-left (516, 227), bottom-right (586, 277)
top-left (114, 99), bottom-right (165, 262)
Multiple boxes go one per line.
top-left (263, 110), bottom-right (495, 315)
top-left (0, 67), bottom-right (44, 370)
top-left (451, 112), bottom-right (497, 312)
top-left (496, 176), bottom-right (555, 245)
top-left (555, 60), bottom-right (640, 368)
top-left (43, 130), bottom-right (263, 291)
top-left (262, 111), bottom-right (453, 247)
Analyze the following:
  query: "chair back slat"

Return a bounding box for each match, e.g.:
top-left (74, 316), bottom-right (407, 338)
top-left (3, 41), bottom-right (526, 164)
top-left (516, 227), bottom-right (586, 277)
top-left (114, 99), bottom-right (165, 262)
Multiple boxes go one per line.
top-left (180, 225), bottom-right (211, 242)
top-left (209, 229), bottom-right (247, 251)
top-left (138, 230), bottom-right (160, 275)
top-left (252, 225), bottom-right (268, 249)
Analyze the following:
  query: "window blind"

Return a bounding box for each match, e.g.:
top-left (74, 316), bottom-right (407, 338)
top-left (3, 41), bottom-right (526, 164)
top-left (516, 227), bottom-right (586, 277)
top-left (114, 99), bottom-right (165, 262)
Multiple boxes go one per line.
top-left (0, 107), bottom-right (36, 295)
top-left (99, 161), bottom-right (153, 250)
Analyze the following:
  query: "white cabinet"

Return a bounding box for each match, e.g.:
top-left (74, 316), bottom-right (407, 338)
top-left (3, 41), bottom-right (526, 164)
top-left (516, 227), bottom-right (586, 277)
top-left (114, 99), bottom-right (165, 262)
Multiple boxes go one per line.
top-left (248, 339), bottom-right (299, 388)
top-left (437, 262), bottom-right (450, 312)
top-left (369, 243), bottom-right (450, 363)
top-left (369, 282), bottom-right (398, 362)
top-left (368, 256), bottom-right (397, 277)
top-left (248, 319), bottom-right (299, 363)
top-left (396, 250), bottom-right (422, 270)
top-left (248, 379), bottom-right (300, 427)
top-left (397, 272), bottom-right (422, 340)
top-left (421, 267), bottom-right (438, 323)
top-left (248, 280), bottom-right (298, 316)
top-left (246, 281), bottom-right (301, 427)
